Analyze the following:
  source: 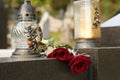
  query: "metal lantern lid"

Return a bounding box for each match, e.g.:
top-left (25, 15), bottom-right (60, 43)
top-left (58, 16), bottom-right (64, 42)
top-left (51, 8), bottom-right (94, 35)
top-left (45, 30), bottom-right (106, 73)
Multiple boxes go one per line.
top-left (17, 0), bottom-right (36, 21)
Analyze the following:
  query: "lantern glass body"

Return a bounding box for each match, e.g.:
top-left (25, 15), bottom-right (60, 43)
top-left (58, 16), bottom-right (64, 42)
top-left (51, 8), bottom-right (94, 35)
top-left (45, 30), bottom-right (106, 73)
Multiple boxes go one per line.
top-left (74, 0), bottom-right (101, 39)
top-left (12, 20), bottom-right (36, 49)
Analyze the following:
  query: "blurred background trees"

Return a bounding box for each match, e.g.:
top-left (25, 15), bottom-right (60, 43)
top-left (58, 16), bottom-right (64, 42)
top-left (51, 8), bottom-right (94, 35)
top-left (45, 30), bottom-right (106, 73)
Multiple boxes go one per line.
top-left (3, 0), bottom-right (120, 21)
top-left (4, 0), bottom-right (120, 21)
top-left (101, 0), bottom-right (120, 21)
top-left (4, 0), bottom-right (71, 17)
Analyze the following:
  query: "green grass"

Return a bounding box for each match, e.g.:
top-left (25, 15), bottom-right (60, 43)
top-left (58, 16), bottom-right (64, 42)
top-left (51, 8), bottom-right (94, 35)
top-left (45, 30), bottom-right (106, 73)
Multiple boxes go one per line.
top-left (50, 32), bottom-right (62, 44)
top-left (50, 32), bottom-right (76, 48)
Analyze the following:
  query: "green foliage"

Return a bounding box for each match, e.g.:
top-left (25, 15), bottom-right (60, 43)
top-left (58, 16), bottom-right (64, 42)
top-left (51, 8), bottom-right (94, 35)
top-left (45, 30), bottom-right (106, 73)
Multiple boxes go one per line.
top-left (31, 0), bottom-right (44, 7)
top-left (4, 0), bottom-right (9, 3)
top-left (3, 0), bottom-right (120, 21)
top-left (50, 0), bottom-right (71, 11)
top-left (101, 0), bottom-right (120, 21)
top-left (50, 32), bottom-right (62, 44)
top-left (4, 0), bottom-right (71, 15)
top-left (16, 0), bottom-right (23, 5)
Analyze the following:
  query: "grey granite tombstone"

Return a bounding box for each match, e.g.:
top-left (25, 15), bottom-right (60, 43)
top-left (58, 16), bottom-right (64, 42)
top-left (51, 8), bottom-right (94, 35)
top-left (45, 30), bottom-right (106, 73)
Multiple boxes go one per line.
top-left (0, 58), bottom-right (89, 80)
top-left (78, 47), bottom-right (120, 80)
top-left (100, 27), bottom-right (120, 47)
top-left (92, 26), bottom-right (120, 47)
top-left (1, 47), bottom-right (120, 80)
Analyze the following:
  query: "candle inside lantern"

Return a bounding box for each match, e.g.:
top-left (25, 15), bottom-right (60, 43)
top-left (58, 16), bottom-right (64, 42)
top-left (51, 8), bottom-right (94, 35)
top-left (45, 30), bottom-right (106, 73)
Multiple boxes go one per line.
top-left (74, 0), bottom-right (101, 39)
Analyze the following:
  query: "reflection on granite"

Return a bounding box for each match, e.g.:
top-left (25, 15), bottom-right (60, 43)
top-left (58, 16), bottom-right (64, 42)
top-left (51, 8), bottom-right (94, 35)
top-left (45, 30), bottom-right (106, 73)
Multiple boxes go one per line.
top-left (100, 27), bottom-right (120, 47)
top-left (0, 57), bottom-right (51, 63)
top-left (0, 57), bottom-right (89, 80)
top-left (0, 49), bottom-right (14, 58)
top-left (78, 47), bottom-right (120, 80)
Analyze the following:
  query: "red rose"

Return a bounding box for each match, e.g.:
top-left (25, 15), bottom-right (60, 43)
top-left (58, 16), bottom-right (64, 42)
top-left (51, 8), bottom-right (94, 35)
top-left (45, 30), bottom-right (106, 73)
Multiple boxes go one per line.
top-left (47, 48), bottom-right (73, 62)
top-left (69, 54), bottom-right (91, 74)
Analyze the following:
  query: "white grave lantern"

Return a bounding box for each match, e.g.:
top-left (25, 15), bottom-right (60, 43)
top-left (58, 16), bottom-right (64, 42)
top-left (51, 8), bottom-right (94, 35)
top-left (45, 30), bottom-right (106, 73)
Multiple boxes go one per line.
top-left (74, 0), bottom-right (101, 48)
top-left (11, 0), bottom-right (43, 58)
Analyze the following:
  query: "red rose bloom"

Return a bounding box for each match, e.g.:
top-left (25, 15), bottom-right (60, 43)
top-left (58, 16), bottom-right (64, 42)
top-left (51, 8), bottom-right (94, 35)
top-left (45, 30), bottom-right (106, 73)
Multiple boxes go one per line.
top-left (69, 54), bottom-right (91, 74)
top-left (47, 48), bottom-right (73, 62)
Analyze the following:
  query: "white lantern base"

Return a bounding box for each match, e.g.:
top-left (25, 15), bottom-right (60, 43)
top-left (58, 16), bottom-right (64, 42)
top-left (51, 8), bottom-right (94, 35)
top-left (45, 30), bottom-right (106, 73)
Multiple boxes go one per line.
top-left (75, 39), bottom-right (96, 49)
top-left (12, 48), bottom-right (39, 58)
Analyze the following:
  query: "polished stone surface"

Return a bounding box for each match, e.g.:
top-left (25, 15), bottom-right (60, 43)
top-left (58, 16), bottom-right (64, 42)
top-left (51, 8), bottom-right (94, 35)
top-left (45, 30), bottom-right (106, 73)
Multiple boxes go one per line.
top-left (1, 47), bottom-right (120, 80)
top-left (0, 58), bottom-right (89, 80)
top-left (100, 27), bottom-right (120, 47)
top-left (79, 47), bottom-right (120, 80)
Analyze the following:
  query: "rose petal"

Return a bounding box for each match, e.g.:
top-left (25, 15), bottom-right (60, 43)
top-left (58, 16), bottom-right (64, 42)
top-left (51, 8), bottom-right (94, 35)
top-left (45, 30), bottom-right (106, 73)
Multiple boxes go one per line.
top-left (69, 54), bottom-right (91, 74)
top-left (47, 48), bottom-right (73, 62)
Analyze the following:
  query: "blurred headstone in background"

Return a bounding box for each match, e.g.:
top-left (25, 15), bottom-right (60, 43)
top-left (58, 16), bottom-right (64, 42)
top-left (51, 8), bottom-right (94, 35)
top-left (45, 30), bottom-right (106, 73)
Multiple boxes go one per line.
top-left (0, 0), bottom-right (8, 49)
top-left (49, 16), bottom-right (62, 32)
top-left (101, 14), bottom-right (120, 27)
top-left (61, 4), bottom-right (74, 43)
top-left (39, 11), bottom-right (50, 39)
